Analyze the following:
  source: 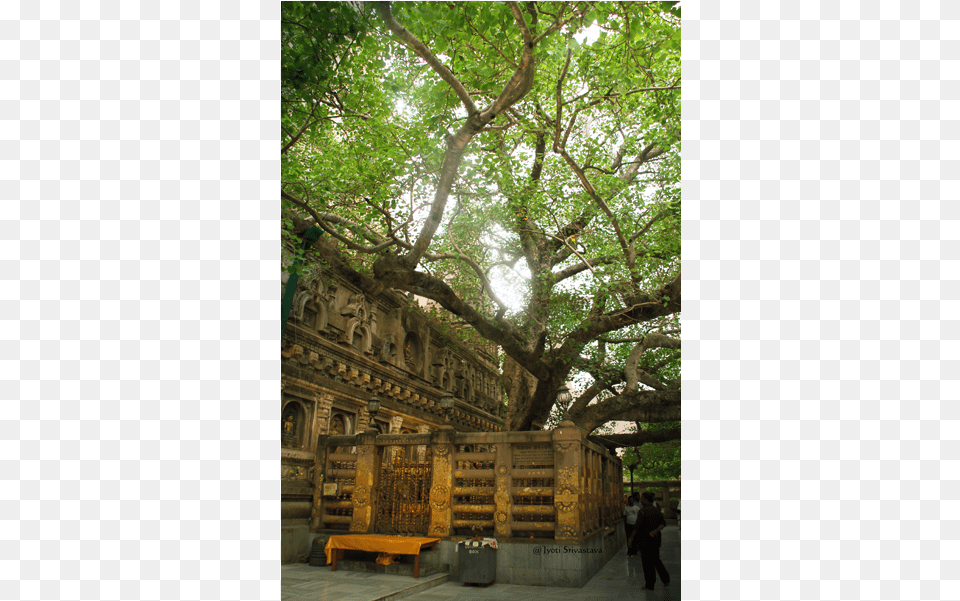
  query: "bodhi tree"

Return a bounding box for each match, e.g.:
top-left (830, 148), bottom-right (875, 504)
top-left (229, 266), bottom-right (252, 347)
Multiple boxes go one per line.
top-left (282, 1), bottom-right (681, 439)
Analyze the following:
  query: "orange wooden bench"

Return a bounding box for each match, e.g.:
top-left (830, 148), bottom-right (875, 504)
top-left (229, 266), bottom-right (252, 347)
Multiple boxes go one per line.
top-left (324, 534), bottom-right (440, 579)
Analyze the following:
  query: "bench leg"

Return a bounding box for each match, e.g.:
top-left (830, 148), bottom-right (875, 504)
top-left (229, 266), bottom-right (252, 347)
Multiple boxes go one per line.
top-left (414, 554), bottom-right (420, 578)
top-left (331, 549), bottom-right (339, 572)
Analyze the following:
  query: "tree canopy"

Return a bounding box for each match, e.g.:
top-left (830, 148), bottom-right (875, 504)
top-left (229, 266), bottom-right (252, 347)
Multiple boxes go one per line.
top-left (282, 1), bottom-right (681, 440)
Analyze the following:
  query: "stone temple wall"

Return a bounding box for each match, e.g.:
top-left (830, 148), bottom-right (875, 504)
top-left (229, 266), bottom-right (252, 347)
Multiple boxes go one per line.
top-left (280, 269), bottom-right (507, 563)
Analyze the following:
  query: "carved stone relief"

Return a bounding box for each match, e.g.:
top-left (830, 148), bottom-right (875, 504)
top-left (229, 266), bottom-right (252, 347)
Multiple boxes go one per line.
top-left (403, 331), bottom-right (423, 376)
top-left (329, 413), bottom-right (347, 436)
top-left (281, 401), bottom-right (306, 448)
top-left (378, 333), bottom-right (398, 365)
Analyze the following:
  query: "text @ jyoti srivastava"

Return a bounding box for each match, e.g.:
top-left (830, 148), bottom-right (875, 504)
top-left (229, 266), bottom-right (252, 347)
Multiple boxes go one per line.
top-left (532, 546), bottom-right (603, 555)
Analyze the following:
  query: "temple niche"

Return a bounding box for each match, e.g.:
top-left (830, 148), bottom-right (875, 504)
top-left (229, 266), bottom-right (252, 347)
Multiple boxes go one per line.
top-left (281, 269), bottom-right (505, 564)
top-left (328, 413), bottom-right (347, 436)
top-left (402, 331), bottom-right (423, 376)
top-left (281, 400), bottom-right (305, 449)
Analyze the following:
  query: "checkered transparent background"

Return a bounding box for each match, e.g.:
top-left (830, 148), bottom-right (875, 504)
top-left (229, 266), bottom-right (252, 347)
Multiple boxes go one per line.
top-left (5, 1), bottom-right (278, 600)
top-left (1, 0), bottom-right (955, 600)
top-left (683, 1), bottom-right (951, 600)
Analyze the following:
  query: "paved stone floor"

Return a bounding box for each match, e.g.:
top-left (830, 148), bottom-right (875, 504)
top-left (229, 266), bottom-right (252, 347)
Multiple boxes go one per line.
top-left (282, 524), bottom-right (681, 601)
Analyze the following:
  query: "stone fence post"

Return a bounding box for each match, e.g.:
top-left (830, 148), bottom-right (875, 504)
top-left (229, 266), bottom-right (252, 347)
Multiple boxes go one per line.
top-left (553, 418), bottom-right (584, 542)
top-left (349, 430), bottom-right (381, 532)
top-left (493, 441), bottom-right (513, 539)
top-left (428, 428), bottom-right (455, 537)
top-left (311, 435), bottom-right (328, 532)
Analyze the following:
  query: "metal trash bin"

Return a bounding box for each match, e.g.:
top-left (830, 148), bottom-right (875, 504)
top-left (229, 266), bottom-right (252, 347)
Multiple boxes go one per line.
top-left (459, 539), bottom-right (497, 584)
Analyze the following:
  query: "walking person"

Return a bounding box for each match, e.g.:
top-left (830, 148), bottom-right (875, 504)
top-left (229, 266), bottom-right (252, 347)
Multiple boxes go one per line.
top-left (676, 475), bottom-right (681, 531)
top-left (637, 491), bottom-right (670, 591)
top-left (623, 493), bottom-right (641, 557)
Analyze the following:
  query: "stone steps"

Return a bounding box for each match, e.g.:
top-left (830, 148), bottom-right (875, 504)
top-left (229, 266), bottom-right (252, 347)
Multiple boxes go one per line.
top-left (364, 573), bottom-right (450, 601)
top-left (335, 559), bottom-right (444, 579)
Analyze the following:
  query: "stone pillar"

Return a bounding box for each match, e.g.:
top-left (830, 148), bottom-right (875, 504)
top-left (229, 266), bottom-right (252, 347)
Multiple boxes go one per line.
top-left (553, 418), bottom-right (584, 542)
top-left (356, 408), bottom-right (370, 434)
top-left (428, 428), bottom-right (455, 538)
top-left (417, 424), bottom-right (431, 461)
top-left (310, 393), bottom-right (334, 531)
top-left (312, 393), bottom-right (333, 452)
top-left (311, 434), bottom-right (328, 532)
top-left (388, 415), bottom-right (405, 460)
top-left (493, 442), bottom-right (513, 539)
top-left (349, 429), bottom-right (381, 533)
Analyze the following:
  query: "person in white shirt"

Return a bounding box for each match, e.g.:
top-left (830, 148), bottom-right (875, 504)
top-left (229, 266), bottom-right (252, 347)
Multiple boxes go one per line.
top-left (624, 494), bottom-right (641, 556)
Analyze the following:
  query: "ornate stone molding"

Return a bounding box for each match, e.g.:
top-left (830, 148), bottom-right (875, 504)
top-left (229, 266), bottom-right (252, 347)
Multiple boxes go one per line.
top-left (281, 344), bottom-right (303, 360)
top-left (281, 448), bottom-right (316, 462)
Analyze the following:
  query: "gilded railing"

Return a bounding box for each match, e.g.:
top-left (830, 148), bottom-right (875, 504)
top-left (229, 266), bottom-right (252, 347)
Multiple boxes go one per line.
top-left (315, 419), bottom-right (623, 541)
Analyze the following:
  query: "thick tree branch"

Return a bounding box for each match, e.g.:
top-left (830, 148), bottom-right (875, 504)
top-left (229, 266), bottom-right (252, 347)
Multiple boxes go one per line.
top-left (397, 270), bottom-right (550, 380)
top-left (617, 143), bottom-right (667, 188)
top-left (625, 333), bottom-right (681, 393)
top-left (630, 207), bottom-right (671, 243)
top-left (599, 328), bottom-right (680, 344)
top-left (281, 190), bottom-right (397, 253)
top-left (515, 132), bottom-right (547, 267)
top-left (547, 269), bottom-right (680, 372)
top-left (553, 255), bottom-right (618, 282)
top-left (591, 428), bottom-right (681, 448)
top-left (573, 389), bottom-right (680, 433)
top-left (376, 1), bottom-right (536, 271)
top-left (482, 2), bottom-right (536, 118)
top-left (377, 1), bottom-right (477, 117)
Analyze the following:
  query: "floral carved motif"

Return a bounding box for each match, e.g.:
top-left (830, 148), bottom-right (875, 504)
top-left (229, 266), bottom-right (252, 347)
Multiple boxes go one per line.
top-left (557, 466), bottom-right (578, 489)
top-left (559, 525), bottom-right (578, 539)
top-left (554, 487), bottom-right (578, 513)
top-left (352, 487), bottom-right (369, 507)
top-left (430, 485), bottom-right (450, 510)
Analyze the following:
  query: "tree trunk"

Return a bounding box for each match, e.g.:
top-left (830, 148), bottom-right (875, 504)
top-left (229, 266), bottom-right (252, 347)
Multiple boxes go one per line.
top-left (502, 354), bottom-right (540, 430)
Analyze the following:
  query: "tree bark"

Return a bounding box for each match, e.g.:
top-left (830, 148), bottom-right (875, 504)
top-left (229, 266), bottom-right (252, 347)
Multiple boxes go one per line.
top-left (573, 389), bottom-right (680, 433)
top-left (589, 428), bottom-right (680, 448)
top-left (502, 354), bottom-right (540, 430)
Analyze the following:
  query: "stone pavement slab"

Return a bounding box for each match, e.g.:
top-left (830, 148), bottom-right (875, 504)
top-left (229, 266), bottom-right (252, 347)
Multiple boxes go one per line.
top-left (282, 525), bottom-right (680, 601)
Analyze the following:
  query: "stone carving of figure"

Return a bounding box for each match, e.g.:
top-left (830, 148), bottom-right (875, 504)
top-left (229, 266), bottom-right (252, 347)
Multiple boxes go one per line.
top-left (330, 414), bottom-right (345, 435)
top-left (379, 333), bottom-right (397, 363)
top-left (282, 414), bottom-right (297, 447)
top-left (341, 293), bottom-right (366, 320)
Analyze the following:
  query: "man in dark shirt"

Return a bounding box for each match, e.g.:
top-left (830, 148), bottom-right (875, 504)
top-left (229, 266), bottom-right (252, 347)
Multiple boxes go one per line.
top-left (637, 491), bottom-right (670, 591)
